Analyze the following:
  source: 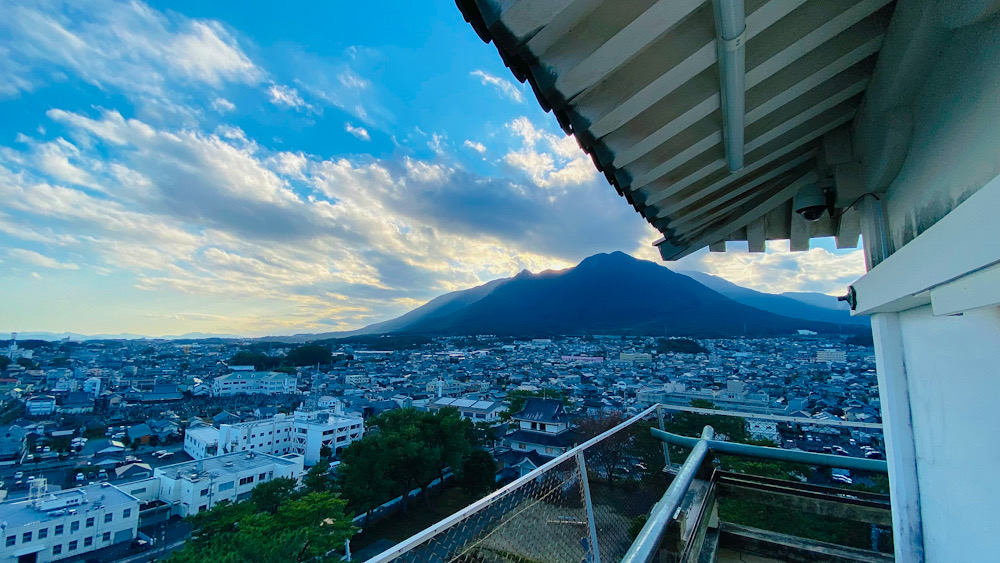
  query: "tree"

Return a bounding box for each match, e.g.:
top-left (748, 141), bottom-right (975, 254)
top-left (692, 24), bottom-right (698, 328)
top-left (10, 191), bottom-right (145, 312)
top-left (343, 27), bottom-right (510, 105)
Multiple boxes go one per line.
top-left (459, 449), bottom-right (497, 497)
top-left (302, 460), bottom-right (337, 494)
top-left (338, 437), bottom-right (392, 525)
top-left (653, 338), bottom-right (707, 355)
top-left (168, 491), bottom-right (355, 563)
top-left (667, 400), bottom-right (749, 443)
top-left (16, 357), bottom-right (38, 370)
top-left (250, 477), bottom-right (298, 514)
top-left (285, 345), bottom-right (332, 367)
top-left (229, 350), bottom-right (281, 371)
top-left (576, 412), bottom-right (631, 487)
top-left (0, 356), bottom-right (10, 370)
top-left (319, 444), bottom-right (332, 459)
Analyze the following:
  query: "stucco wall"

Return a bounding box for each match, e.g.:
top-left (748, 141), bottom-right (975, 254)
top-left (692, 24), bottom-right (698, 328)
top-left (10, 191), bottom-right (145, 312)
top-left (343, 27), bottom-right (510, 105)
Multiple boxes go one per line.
top-left (884, 14), bottom-right (1000, 249)
top-left (896, 304), bottom-right (1000, 561)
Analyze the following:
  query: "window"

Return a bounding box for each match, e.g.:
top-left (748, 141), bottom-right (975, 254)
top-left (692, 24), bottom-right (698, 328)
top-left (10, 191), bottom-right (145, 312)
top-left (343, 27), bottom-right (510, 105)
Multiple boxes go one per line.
top-left (259, 472), bottom-right (266, 481)
top-left (130, 487), bottom-right (146, 495)
top-left (86, 517), bottom-right (95, 527)
top-left (38, 528), bottom-right (48, 539)
top-left (55, 525), bottom-right (64, 535)
top-left (69, 540), bottom-right (78, 550)
top-left (102, 532), bottom-right (111, 542)
top-left (530, 422), bottom-right (537, 430)
top-left (123, 508), bottom-right (132, 518)
top-left (219, 481), bottom-right (234, 491)
top-left (104, 513), bottom-right (113, 523)
top-left (239, 476), bottom-right (254, 486)
top-left (199, 504), bottom-right (208, 511)
top-left (23, 532), bottom-right (32, 543)
top-left (5, 535), bottom-right (15, 547)
top-left (84, 536), bottom-right (93, 547)
top-left (53, 544), bottom-right (62, 555)
top-left (200, 488), bottom-right (209, 497)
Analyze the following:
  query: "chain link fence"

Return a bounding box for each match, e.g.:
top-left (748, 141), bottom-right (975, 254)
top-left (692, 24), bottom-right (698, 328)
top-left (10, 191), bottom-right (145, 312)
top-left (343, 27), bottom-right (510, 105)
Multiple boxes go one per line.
top-left (366, 406), bottom-right (664, 563)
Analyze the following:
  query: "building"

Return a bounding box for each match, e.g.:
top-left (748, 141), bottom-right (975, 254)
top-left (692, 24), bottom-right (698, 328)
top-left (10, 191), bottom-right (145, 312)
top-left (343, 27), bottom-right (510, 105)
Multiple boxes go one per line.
top-left (815, 349), bottom-right (848, 363)
top-left (216, 407), bottom-right (364, 465)
top-left (619, 352), bottom-right (653, 363)
top-left (183, 425), bottom-right (220, 460)
top-left (500, 399), bottom-right (577, 477)
top-left (0, 481), bottom-right (139, 563)
top-left (2, 333), bottom-right (32, 361)
top-left (153, 452), bottom-right (303, 517)
top-left (24, 396), bottom-right (56, 417)
top-left (211, 371), bottom-right (296, 397)
top-left (81, 377), bottom-right (101, 398)
top-left (426, 379), bottom-right (462, 396)
top-left (746, 419), bottom-right (780, 444)
top-left (426, 397), bottom-right (507, 422)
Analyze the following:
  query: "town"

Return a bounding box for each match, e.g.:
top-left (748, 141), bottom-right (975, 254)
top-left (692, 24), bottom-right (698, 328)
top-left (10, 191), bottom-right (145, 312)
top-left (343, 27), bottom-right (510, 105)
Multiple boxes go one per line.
top-left (0, 331), bottom-right (881, 561)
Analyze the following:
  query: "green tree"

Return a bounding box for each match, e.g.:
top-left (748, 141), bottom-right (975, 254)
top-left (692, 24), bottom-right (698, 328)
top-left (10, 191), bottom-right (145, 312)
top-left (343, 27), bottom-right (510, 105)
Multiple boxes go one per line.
top-left (16, 357), bottom-right (38, 370)
top-left (250, 477), bottom-right (298, 514)
top-left (666, 400), bottom-right (750, 443)
top-left (319, 444), bottom-right (333, 459)
top-left (229, 350), bottom-right (281, 371)
top-left (338, 437), bottom-right (392, 525)
top-left (458, 449), bottom-right (497, 497)
top-left (0, 356), bottom-right (10, 370)
top-left (285, 344), bottom-right (333, 367)
top-left (168, 491), bottom-right (355, 563)
top-left (302, 460), bottom-right (337, 494)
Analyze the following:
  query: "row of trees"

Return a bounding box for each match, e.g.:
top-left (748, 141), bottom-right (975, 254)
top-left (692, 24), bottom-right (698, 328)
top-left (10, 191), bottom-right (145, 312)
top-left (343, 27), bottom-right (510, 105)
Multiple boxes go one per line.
top-left (167, 477), bottom-right (355, 563)
top-left (338, 407), bottom-right (496, 522)
top-left (229, 344), bottom-right (334, 370)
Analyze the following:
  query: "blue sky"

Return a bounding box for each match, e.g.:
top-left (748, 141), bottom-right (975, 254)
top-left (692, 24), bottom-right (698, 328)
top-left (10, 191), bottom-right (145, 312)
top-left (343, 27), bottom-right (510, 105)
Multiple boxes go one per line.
top-left (0, 0), bottom-right (865, 337)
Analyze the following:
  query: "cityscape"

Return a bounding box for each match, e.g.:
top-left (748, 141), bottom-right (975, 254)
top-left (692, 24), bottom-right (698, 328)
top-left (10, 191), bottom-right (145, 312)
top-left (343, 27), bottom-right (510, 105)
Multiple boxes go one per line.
top-left (1, 0), bottom-right (996, 561)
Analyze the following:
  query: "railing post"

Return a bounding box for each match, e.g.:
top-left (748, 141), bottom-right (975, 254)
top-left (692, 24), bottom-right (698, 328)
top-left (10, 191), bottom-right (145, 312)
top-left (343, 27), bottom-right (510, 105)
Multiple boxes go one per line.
top-left (576, 451), bottom-right (602, 563)
top-left (656, 404), bottom-right (671, 469)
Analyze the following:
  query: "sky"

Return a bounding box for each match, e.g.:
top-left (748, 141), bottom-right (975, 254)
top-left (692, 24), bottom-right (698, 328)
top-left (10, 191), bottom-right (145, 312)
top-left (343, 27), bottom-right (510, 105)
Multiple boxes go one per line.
top-left (0, 0), bottom-right (866, 337)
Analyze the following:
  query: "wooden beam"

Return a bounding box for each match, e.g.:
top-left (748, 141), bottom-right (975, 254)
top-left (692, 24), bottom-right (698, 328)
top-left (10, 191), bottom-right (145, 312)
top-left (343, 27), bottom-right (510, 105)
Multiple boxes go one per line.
top-left (836, 206), bottom-right (862, 248)
top-left (589, 0), bottom-right (808, 139)
top-left (789, 208), bottom-right (811, 251)
top-left (663, 172), bottom-right (817, 260)
top-left (747, 216), bottom-right (767, 252)
top-left (554, 0), bottom-right (704, 99)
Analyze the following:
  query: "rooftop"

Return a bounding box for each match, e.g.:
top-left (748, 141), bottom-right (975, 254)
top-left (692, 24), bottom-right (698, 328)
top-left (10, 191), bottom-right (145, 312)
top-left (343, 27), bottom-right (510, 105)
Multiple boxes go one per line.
top-left (154, 451), bottom-right (301, 483)
top-left (0, 483), bottom-right (138, 529)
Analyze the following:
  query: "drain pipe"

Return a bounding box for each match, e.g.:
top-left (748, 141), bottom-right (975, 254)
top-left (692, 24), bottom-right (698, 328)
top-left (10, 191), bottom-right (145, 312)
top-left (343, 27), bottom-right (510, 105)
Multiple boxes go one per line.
top-left (713, 0), bottom-right (746, 172)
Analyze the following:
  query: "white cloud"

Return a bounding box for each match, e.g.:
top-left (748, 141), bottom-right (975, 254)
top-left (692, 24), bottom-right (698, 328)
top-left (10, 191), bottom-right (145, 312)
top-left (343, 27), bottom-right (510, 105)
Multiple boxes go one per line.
top-left (0, 0), bottom-right (261, 105)
top-left (8, 248), bottom-right (80, 270)
top-left (267, 83), bottom-right (311, 111)
top-left (503, 117), bottom-right (596, 189)
top-left (463, 140), bottom-right (487, 154)
top-left (211, 97), bottom-right (236, 113)
top-left (682, 240), bottom-right (866, 295)
top-left (471, 70), bottom-right (524, 103)
top-left (344, 123), bottom-right (370, 141)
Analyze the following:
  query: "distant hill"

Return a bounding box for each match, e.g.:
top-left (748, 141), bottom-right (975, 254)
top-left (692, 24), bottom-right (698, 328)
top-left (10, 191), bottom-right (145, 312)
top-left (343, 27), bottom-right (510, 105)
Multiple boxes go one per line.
top-left (333, 252), bottom-right (866, 338)
top-left (679, 271), bottom-right (867, 327)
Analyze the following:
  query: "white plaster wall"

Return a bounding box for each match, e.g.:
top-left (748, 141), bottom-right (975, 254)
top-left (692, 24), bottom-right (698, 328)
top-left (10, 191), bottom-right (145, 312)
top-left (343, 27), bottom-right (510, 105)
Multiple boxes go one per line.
top-left (897, 304), bottom-right (1000, 561)
top-left (884, 14), bottom-right (1000, 248)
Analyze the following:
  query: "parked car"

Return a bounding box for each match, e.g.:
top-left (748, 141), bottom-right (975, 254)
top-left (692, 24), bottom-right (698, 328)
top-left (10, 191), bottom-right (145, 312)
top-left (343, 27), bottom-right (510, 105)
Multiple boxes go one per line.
top-left (14, 471), bottom-right (23, 479)
top-left (832, 474), bottom-right (853, 485)
top-left (98, 469), bottom-right (108, 479)
top-left (125, 455), bottom-right (141, 463)
top-left (75, 472), bottom-right (85, 482)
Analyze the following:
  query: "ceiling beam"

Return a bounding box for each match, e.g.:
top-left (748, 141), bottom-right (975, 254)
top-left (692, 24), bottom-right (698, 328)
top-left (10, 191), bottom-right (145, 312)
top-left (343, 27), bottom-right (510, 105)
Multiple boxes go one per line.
top-left (554, 0), bottom-right (705, 100)
top-left (660, 171), bottom-right (817, 260)
top-left (588, 0), bottom-right (808, 139)
top-left (648, 111), bottom-right (853, 211)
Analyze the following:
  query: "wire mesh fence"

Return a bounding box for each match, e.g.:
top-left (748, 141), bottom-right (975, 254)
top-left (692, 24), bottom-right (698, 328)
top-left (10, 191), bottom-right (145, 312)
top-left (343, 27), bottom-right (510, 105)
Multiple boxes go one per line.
top-left (366, 406), bottom-right (664, 563)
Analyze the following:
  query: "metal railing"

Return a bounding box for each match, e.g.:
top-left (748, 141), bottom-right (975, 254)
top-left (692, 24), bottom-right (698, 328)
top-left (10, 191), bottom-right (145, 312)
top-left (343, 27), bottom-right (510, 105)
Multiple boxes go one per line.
top-left (621, 425), bottom-right (890, 563)
top-left (365, 408), bottom-right (889, 563)
top-left (365, 405), bottom-right (664, 563)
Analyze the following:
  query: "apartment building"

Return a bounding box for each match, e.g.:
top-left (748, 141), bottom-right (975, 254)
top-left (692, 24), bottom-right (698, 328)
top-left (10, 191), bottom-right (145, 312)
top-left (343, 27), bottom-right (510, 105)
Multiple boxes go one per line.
top-left (153, 452), bottom-right (303, 517)
top-left (0, 482), bottom-right (139, 563)
top-left (210, 408), bottom-right (364, 466)
top-left (211, 371), bottom-right (296, 397)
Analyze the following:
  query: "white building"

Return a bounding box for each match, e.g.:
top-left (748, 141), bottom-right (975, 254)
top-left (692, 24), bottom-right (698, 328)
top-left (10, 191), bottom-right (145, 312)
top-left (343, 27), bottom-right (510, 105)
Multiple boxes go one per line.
top-left (426, 397), bottom-right (507, 422)
top-left (816, 349), bottom-right (848, 363)
top-left (746, 419), bottom-right (780, 444)
top-left (81, 377), bottom-right (101, 398)
top-left (344, 373), bottom-right (370, 387)
top-left (216, 407), bottom-right (364, 465)
top-left (0, 482), bottom-right (139, 563)
top-left (211, 371), bottom-right (296, 397)
top-left (24, 396), bottom-right (56, 417)
top-left (183, 425), bottom-right (220, 460)
top-left (2, 333), bottom-right (32, 361)
top-left (153, 452), bottom-right (304, 517)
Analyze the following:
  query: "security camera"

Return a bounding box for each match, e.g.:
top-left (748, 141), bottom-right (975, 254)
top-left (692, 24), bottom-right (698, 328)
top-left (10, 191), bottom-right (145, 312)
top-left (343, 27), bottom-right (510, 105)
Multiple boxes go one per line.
top-left (793, 182), bottom-right (831, 222)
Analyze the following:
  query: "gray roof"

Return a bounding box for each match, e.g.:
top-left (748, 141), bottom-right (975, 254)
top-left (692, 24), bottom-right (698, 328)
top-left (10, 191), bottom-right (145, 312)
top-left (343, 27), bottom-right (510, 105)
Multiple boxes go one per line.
top-left (512, 398), bottom-right (567, 424)
top-left (155, 451), bottom-right (300, 484)
top-left (0, 483), bottom-right (138, 529)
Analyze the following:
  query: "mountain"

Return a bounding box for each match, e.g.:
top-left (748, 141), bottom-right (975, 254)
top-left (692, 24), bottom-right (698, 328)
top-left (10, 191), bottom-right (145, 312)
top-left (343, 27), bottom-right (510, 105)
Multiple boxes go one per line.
top-left (343, 252), bottom-right (865, 338)
top-left (679, 271), bottom-right (867, 327)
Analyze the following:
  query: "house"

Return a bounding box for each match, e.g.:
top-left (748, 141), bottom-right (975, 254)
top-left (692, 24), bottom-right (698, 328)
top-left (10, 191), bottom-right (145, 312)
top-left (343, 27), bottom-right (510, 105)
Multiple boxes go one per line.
top-left (125, 424), bottom-right (152, 445)
top-left (212, 411), bottom-right (241, 428)
top-left (501, 399), bottom-right (578, 477)
top-left (426, 397), bottom-right (506, 422)
top-left (113, 463), bottom-right (152, 481)
top-left (147, 419), bottom-right (180, 441)
top-left (55, 392), bottom-right (94, 414)
top-left (0, 425), bottom-right (26, 462)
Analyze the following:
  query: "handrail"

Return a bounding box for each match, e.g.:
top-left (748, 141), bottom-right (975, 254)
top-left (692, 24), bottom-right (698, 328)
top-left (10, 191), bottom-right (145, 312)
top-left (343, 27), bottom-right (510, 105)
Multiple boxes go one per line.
top-left (651, 428), bottom-right (888, 473)
top-left (621, 426), bottom-right (715, 563)
top-left (365, 404), bottom-right (660, 563)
